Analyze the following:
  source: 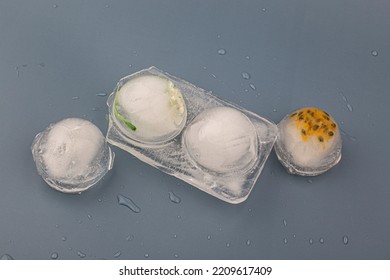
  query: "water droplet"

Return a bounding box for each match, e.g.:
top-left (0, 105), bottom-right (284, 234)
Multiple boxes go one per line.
top-left (217, 48), bottom-right (227, 55)
top-left (307, 179), bottom-right (313, 184)
top-left (340, 92), bottom-right (348, 102)
top-left (55, 224), bottom-right (60, 228)
top-left (144, 253), bottom-right (149, 258)
top-left (98, 198), bottom-right (103, 202)
top-left (117, 194), bottom-right (141, 213)
top-left (226, 242), bottom-right (230, 248)
top-left (105, 4), bottom-right (110, 8)
top-left (319, 237), bottom-right (325, 244)
top-left (114, 251), bottom-right (121, 258)
top-left (61, 236), bottom-right (67, 242)
top-left (245, 55), bottom-right (251, 60)
top-left (261, 8), bottom-right (267, 12)
top-left (96, 93), bottom-right (107, 97)
top-left (207, 235), bottom-right (212, 240)
top-left (241, 72), bottom-right (251, 80)
top-left (52, 4), bottom-right (58, 8)
top-left (87, 214), bottom-right (93, 220)
top-left (371, 50), bottom-right (378, 57)
top-left (72, 96), bottom-right (80, 100)
top-left (50, 252), bottom-right (58, 259)
top-left (283, 219), bottom-right (287, 227)
top-left (246, 239), bottom-right (251, 246)
top-left (128, 64), bottom-right (133, 68)
top-left (309, 238), bottom-right (313, 245)
top-left (177, 215), bottom-right (182, 219)
top-left (211, 73), bottom-right (217, 79)
top-left (340, 129), bottom-right (357, 142)
top-left (126, 234), bottom-right (134, 241)
top-left (168, 191), bottom-right (181, 204)
top-left (283, 238), bottom-right (288, 244)
top-left (272, 108), bottom-right (277, 112)
top-left (38, 62), bottom-right (45, 67)
top-left (293, 234), bottom-right (296, 238)
top-left (77, 251), bottom-right (86, 258)
top-left (173, 234), bottom-right (178, 239)
top-left (174, 253), bottom-right (179, 258)
top-left (249, 83), bottom-right (256, 90)
top-left (340, 93), bottom-right (353, 112)
top-left (342, 235), bottom-right (349, 245)
top-left (248, 208), bottom-right (252, 213)
top-left (1, 254), bottom-right (14, 260)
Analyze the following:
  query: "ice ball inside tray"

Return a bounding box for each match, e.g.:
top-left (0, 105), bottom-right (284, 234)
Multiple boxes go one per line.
top-left (183, 106), bottom-right (258, 175)
top-left (113, 74), bottom-right (187, 144)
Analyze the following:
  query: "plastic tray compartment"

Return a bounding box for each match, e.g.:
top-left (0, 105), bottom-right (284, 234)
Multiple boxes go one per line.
top-left (106, 67), bottom-right (277, 204)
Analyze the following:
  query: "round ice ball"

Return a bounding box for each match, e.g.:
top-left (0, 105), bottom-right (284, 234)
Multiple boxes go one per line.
top-left (31, 118), bottom-right (114, 193)
top-left (183, 107), bottom-right (258, 174)
top-left (113, 75), bottom-right (187, 144)
top-left (274, 108), bottom-right (342, 176)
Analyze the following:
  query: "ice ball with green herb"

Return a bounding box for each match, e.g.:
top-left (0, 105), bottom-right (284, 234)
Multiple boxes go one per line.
top-left (114, 75), bottom-right (187, 143)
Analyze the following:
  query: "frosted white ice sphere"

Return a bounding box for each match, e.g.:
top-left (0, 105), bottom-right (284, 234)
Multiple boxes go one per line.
top-left (114, 75), bottom-right (187, 143)
top-left (184, 107), bottom-right (258, 174)
top-left (31, 118), bottom-right (114, 193)
top-left (275, 108), bottom-right (342, 176)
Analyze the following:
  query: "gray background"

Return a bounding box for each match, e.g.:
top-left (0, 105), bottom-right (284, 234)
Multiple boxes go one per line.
top-left (0, 0), bottom-right (389, 259)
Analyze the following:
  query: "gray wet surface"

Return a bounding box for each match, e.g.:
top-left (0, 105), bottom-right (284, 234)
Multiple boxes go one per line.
top-left (0, 0), bottom-right (389, 259)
